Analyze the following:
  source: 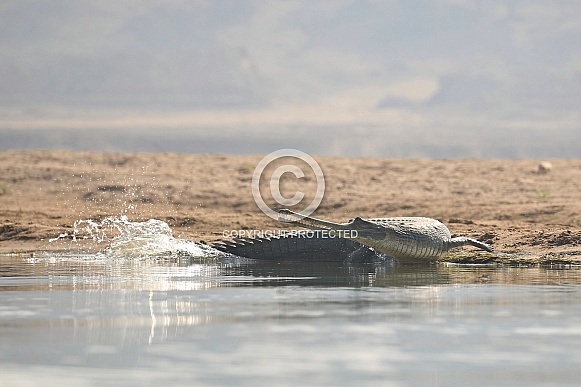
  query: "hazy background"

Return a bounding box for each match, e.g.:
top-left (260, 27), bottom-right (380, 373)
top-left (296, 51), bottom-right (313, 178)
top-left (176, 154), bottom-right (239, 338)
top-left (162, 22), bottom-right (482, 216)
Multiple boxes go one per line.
top-left (1, 0), bottom-right (580, 158)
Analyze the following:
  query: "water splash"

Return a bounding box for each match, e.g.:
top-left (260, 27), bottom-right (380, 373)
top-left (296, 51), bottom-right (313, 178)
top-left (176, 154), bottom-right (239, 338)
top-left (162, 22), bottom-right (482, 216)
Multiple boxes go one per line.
top-left (51, 216), bottom-right (220, 260)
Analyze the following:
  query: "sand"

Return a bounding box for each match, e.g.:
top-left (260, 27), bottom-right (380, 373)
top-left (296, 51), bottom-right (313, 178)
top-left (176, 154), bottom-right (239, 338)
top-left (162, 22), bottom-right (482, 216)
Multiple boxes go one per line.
top-left (1, 150), bottom-right (581, 263)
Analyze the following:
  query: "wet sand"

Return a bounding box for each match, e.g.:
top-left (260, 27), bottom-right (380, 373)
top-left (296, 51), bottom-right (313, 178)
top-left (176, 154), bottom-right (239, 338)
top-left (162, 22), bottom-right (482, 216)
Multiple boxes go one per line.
top-left (1, 150), bottom-right (580, 263)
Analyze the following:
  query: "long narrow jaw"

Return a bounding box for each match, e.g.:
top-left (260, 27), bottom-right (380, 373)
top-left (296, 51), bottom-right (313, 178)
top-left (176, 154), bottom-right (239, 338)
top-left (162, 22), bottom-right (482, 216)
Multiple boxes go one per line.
top-left (278, 209), bottom-right (386, 240)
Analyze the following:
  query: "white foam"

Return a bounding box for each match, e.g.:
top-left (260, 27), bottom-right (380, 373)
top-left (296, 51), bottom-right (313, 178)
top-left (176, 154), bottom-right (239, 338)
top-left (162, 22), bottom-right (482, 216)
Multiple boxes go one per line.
top-left (50, 216), bottom-right (219, 260)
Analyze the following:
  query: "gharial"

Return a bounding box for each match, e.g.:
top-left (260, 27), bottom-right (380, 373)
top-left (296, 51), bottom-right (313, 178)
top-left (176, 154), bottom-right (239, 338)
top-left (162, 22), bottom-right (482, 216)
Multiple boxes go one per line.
top-left (212, 209), bottom-right (493, 263)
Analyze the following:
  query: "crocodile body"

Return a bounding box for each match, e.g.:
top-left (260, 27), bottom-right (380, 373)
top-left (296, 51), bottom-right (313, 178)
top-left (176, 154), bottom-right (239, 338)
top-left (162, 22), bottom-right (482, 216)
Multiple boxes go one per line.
top-left (212, 231), bottom-right (380, 262)
top-left (213, 210), bottom-right (493, 262)
top-left (278, 209), bottom-right (492, 262)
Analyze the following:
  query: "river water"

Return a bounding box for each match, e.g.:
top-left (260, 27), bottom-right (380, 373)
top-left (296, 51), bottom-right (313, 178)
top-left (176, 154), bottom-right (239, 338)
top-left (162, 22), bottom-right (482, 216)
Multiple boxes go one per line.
top-left (1, 218), bottom-right (581, 386)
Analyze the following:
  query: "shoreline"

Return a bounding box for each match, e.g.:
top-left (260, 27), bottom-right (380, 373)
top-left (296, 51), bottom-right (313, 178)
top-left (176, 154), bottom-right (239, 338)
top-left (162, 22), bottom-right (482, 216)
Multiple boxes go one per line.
top-left (1, 150), bottom-right (581, 264)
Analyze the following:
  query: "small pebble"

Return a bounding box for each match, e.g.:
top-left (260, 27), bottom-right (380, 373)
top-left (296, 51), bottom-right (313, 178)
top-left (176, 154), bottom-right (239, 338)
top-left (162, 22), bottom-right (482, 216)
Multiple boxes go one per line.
top-left (538, 161), bottom-right (552, 174)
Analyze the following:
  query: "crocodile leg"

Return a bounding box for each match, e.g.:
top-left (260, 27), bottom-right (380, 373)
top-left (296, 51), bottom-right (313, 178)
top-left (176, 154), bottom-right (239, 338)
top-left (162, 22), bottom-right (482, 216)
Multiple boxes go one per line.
top-left (446, 236), bottom-right (493, 252)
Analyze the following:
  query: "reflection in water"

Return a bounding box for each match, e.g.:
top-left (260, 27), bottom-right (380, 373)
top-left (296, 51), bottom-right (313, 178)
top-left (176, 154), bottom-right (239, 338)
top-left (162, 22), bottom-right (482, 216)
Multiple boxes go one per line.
top-left (2, 254), bottom-right (581, 385)
top-left (5, 253), bottom-right (581, 291)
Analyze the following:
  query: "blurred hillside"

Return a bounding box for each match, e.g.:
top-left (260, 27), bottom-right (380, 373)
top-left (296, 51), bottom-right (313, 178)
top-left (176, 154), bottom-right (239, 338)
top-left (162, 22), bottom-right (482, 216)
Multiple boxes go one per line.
top-left (1, 1), bottom-right (580, 157)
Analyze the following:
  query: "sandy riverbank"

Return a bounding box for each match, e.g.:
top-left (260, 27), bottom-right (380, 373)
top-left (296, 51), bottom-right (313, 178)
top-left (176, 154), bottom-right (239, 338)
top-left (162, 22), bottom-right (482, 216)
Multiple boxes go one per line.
top-left (1, 150), bottom-right (580, 263)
